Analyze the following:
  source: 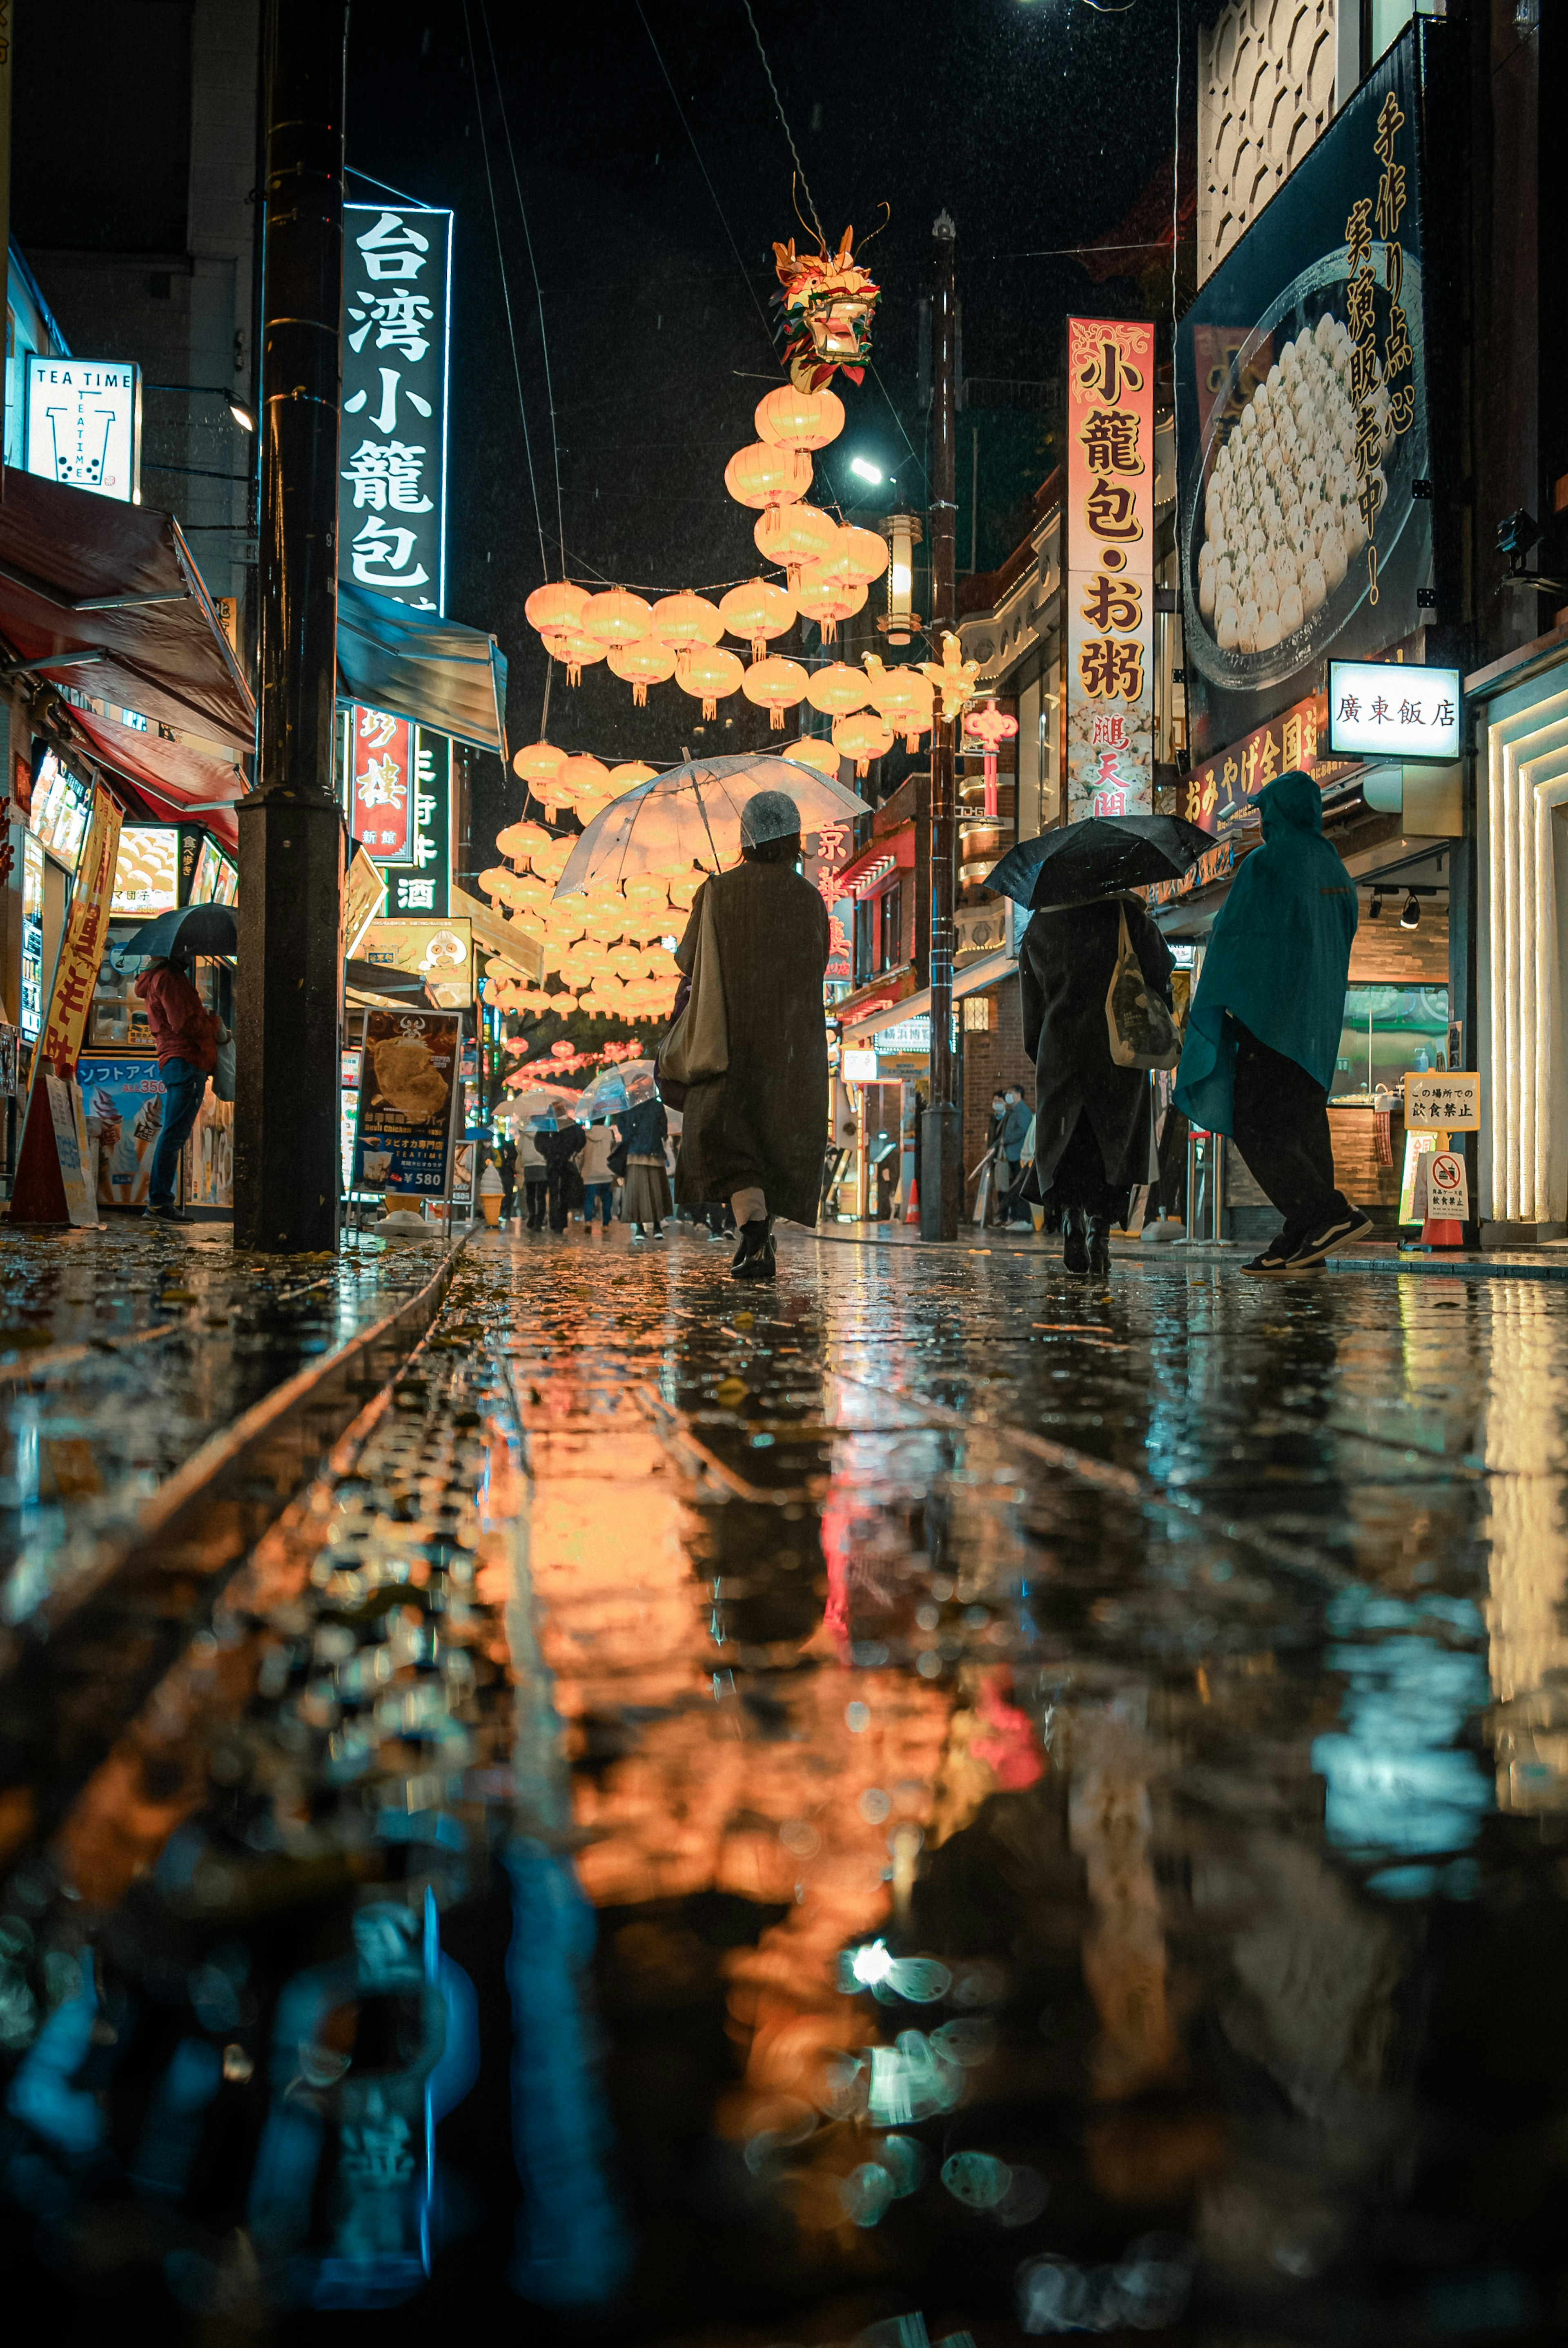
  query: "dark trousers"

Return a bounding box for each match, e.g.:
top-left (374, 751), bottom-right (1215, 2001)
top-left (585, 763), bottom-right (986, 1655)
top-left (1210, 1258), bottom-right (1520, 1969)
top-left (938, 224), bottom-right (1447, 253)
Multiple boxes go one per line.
top-left (149, 1057), bottom-right (207, 1206)
top-left (546, 1171), bottom-right (572, 1231)
top-left (997, 1155), bottom-right (1024, 1220)
top-left (499, 1180), bottom-right (515, 1220)
top-left (525, 1177), bottom-right (547, 1229)
top-left (1231, 1023), bottom-right (1348, 1238)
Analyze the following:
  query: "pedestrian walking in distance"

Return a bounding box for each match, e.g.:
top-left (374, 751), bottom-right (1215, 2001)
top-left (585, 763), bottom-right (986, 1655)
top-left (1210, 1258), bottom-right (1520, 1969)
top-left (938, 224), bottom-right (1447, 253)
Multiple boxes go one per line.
top-left (998, 1085), bottom-right (1032, 1226)
top-left (669, 789), bottom-right (829, 1282)
top-left (615, 1091), bottom-right (670, 1238)
top-left (534, 1108), bottom-right (586, 1233)
top-left (1019, 893), bottom-right (1174, 1278)
top-left (1175, 768), bottom-right (1368, 1275)
top-left (132, 954), bottom-right (223, 1224)
top-left (520, 1123), bottom-right (548, 1229)
top-left (497, 1133), bottom-right (518, 1225)
top-left (579, 1116), bottom-right (617, 1231)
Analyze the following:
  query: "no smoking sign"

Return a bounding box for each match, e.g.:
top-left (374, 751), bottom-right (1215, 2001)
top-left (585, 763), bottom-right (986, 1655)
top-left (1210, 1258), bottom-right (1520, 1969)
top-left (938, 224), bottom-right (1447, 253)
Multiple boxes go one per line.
top-left (1426, 1151), bottom-right (1469, 1220)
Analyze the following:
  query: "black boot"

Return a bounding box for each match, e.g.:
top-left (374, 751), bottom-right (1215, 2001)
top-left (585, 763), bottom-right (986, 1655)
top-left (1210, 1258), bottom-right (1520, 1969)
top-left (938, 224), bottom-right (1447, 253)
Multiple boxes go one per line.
top-left (1062, 1209), bottom-right (1089, 1274)
top-left (1086, 1216), bottom-right (1112, 1278)
top-left (731, 1217), bottom-right (776, 1281)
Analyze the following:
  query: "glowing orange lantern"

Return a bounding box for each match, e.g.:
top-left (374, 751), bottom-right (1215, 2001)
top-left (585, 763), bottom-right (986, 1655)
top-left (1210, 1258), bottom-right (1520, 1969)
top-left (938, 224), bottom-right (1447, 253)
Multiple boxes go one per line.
top-left (724, 442), bottom-right (812, 510)
top-left (608, 638), bottom-right (676, 707)
top-left (524, 581), bottom-right (588, 634)
top-left (835, 525), bottom-right (891, 586)
top-left (782, 736), bottom-right (841, 778)
top-left (675, 644), bottom-right (744, 720)
top-left (580, 588), bottom-right (652, 647)
top-left (863, 658), bottom-right (935, 752)
top-left (559, 753), bottom-right (609, 803)
top-left (719, 577), bottom-right (797, 662)
top-left (608, 761), bottom-right (659, 788)
top-left (754, 384), bottom-right (845, 451)
top-left (805, 661), bottom-right (871, 718)
top-left (793, 569), bottom-right (867, 643)
top-left (512, 741), bottom-right (567, 804)
top-left (740, 654), bottom-right (809, 731)
top-left (832, 710), bottom-right (895, 777)
top-left (753, 499), bottom-right (838, 588)
top-left (541, 630), bottom-right (607, 688)
top-left (650, 591), bottom-right (724, 649)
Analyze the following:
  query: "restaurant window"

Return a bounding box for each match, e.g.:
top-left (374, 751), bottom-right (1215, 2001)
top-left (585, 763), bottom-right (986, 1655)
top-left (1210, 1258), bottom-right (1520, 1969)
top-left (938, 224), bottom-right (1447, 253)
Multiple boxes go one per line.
top-left (879, 882), bottom-right (902, 971)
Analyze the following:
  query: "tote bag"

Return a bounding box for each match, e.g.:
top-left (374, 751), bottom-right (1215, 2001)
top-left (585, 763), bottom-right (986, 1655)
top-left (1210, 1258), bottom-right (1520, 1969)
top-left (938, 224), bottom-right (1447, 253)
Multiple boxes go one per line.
top-left (1105, 902), bottom-right (1182, 1071)
top-left (212, 1026), bottom-right (236, 1103)
top-left (659, 887), bottom-right (729, 1087)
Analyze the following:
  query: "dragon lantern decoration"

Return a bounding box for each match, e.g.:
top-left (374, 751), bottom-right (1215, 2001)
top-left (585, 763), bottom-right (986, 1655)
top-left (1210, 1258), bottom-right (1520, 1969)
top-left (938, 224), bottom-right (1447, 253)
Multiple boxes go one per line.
top-left (772, 221), bottom-right (883, 392)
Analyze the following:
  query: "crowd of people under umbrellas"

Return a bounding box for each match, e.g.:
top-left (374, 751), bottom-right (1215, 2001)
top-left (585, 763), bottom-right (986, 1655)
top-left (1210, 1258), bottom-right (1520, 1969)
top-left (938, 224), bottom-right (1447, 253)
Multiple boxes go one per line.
top-left (499, 766), bottom-right (1367, 1284)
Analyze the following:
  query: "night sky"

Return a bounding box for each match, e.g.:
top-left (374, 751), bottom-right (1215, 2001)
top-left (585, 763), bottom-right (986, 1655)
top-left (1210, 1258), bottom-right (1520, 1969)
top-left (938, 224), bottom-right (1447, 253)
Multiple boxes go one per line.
top-left (347, 0), bottom-right (1186, 865)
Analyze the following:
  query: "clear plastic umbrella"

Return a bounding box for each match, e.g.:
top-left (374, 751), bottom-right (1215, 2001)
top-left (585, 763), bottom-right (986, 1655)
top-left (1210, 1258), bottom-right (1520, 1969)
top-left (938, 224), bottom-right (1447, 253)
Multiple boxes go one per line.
top-left (576, 1060), bottom-right (658, 1117)
top-left (551, 751), bottom-right (871, 900)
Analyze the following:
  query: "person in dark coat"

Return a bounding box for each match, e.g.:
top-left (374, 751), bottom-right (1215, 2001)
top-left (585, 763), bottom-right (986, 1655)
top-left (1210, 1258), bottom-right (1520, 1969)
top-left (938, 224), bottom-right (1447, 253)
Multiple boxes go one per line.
top-left (1019, 894), bottom-right (1174, 1278)
top-left (672, 790), bottom-right (830, 1282)
top-left (533, 1112), bottom-right (586, 1233)
top-left (614, 1093), bottom-right (671, 1237)
top-left (497, 1135), bottom-right (519, 1224)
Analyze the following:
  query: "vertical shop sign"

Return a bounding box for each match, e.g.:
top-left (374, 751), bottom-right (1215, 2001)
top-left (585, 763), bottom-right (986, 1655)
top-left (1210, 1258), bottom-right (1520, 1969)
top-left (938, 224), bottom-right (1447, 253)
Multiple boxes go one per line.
top-left (1065, 317), bottom-right (1156, 820)
top-left (340, 205), bottom-right (452, 613)
top-left (20, 829), bottom-right (44, 1041)
top-left (350, 705), bottom-right (413, 860)
top-left (384, 730), bottom-right (451, 918)
top-left (37, 785), bottom-right (122, 1076)
top-left (805, 821), bottom-right (854, 985)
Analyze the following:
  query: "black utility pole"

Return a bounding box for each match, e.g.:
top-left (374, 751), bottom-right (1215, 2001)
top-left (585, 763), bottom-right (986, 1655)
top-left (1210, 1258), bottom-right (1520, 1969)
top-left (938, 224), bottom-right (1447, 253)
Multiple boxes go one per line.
top-left (921, 210), bottom-right (961, 1242)
top-left (234, 0), bottom-right (348, 1252)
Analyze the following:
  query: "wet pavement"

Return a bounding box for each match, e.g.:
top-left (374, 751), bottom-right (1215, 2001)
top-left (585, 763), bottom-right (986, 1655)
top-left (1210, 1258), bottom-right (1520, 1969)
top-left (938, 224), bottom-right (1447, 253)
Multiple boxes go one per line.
top-left (3, 1221), bottom-right (1568, 2343)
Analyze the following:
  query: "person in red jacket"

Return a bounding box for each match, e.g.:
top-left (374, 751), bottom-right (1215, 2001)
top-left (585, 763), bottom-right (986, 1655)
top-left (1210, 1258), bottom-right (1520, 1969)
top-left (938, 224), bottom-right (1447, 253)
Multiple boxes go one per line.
top-left (132, 955), bottom-right (220, 1222)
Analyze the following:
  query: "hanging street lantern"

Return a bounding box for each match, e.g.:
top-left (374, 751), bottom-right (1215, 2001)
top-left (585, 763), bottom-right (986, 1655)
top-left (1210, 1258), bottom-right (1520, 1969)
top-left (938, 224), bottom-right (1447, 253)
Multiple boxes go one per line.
top-left (650, 591), bottom-right (725, 649)
top-left (832, 709), bottom-right (895, 777)
top-left (724, 442), bottom-right (813, 509)
top-left (524, 581), bottom-right (588, 634)
top-left (608, 638), bottom-right (677, 707)
top-left (740, 653), bottom-right (810, 730)
top-left (719, 577), bottom-right (798, 662)
top-left (754, 383), bottom-right (845, 451)
top-left (877, 513), bottom-right (923, 646)
top-left (754, 499), bottom-right (838, 589)
top-left (863, 656), bottom-right (935, 753)
top-left (579, 588), bottom-right (653, 647)
top-left (961, 700), bottom-right (1019, 817)
top-left (513, 741), bottom-right (568, 811)
top-left (805, 661), bottom-right (871, 719)
top-left (675, 643), bottom-right (745, 720)
top-left (793, 568), bottom-right (867, 643)
top-left (782, 736), bottom-right (842, 778)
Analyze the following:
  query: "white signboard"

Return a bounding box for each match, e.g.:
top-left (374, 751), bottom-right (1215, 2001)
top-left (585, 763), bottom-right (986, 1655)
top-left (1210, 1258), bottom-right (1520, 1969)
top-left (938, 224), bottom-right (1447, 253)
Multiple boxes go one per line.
top-left (842, 1050), bottom-right (878, 1083)
top-left (340, 204), bottom-right (452, 613)
top-left (24, 356), bottom-right (140, 501)
top-left (1423, 1149), bottom-right (1470, 1220)
top-left (1404, 1071), bottom-right (1480, 1133)
top-left (1327, 661), bottom-right (1461, 762)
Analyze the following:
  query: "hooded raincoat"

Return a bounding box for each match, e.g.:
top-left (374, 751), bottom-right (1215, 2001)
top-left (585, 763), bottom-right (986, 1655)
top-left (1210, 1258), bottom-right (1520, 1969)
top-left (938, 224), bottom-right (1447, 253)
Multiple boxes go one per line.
top-left (1174, 769), bottom-right (1357, 1136)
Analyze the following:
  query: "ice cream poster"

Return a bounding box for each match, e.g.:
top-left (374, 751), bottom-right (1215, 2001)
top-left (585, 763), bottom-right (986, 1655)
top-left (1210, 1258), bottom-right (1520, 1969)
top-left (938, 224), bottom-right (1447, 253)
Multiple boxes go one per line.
top-left (352, 1008), bottom-right (460, 1195)
top-left (79, 1058), bottom-right (170, 1207)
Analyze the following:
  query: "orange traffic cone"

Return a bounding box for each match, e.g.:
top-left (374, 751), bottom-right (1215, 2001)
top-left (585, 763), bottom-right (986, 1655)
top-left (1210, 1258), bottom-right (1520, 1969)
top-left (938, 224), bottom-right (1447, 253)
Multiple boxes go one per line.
top-left (904, 1172), bottom-right (920, 1225)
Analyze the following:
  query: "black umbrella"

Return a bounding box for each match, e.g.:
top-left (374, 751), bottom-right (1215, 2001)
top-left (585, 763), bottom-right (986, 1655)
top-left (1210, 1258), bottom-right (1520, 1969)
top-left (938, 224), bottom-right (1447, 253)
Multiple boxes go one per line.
top-left (987, 814), bottom-right (1214, 910)
top-left (120, 902), bottom-right (238, 960)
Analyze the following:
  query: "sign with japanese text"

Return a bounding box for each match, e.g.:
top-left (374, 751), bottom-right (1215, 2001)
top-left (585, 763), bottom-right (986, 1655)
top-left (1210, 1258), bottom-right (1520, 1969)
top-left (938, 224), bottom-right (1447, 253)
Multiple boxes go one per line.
top-left (1065, 317), bottom-right (1156, 820)
top-left (805, 821), bottom-right (854, 985)
top-left (1421, 1149), bottom-right (1469, 1221)
top-left (111, 825), bottom-right (179, 915)
top-left (1176, 30), bottom-right (1432, 760)
top-left (45, 1076), bottom-right (97, 1226)
top-left (350, 705), bottom-right (413, 861)
top-left (340, 205), bottom-right (452, 613)
top-left (1404, 1070), bottom-right (1479, 1133)
top-left (385, 730), bottom-right (451, 918)
top-left (1179, 690), bottom-right (1361, 835)
top-left (37, 784), bottom-right (121, 1078)
top-left (344, 844), bottom-right (388, 961)
top-left (24, 355), bottom-right (140, 501)
top-left (1327, 661), bottom-right (1460, 761)
top-left (79, 1056), bottom-right (168, 1205)
top-left (353, 1006), bottom-right (460, 1196)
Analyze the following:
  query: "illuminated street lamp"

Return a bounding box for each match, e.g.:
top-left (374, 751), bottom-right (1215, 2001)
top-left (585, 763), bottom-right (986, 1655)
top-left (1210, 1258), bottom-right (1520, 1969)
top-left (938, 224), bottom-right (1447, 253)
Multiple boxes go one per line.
top-left (850, 455), bottom-right (883, 486)
top-left (877, 511), bottom-right (923, 647)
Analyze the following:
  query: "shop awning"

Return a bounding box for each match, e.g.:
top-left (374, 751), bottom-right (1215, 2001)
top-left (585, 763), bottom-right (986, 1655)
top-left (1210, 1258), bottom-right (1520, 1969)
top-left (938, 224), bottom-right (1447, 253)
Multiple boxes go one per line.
top-left (842, 948), bottom-right (1019, 1040)
top-left (69, 707), bottom-right (245, 850)
top-left (336, 580), bottom-right (509, 758)
top-left (0, 467), bottom-right (256, 751)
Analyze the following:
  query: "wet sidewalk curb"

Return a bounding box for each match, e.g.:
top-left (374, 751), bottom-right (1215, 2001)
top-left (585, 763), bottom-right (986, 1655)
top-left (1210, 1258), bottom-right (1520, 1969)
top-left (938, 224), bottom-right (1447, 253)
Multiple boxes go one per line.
top-left (813, 1224), bottom-right (1568, 1281)
top-left (0, 1233), bottom-right (473, 1852)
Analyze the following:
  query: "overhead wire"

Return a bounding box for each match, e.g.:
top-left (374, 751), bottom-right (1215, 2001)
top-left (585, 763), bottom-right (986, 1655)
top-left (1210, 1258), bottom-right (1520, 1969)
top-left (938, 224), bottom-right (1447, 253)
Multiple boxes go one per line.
top-left (479, 0), bottom-right (567, 585)
top-left (739, 0), bottom-right (825, 247)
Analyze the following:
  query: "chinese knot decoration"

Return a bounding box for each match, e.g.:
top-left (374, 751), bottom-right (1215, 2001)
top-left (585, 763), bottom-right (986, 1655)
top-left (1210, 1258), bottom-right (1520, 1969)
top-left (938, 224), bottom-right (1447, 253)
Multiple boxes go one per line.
top-left (962, 701), bottom-right (1018, 818)
top-left (772, 223), bottom-right (882, 392)
top-left (918, 631), bottom-right (984, 722)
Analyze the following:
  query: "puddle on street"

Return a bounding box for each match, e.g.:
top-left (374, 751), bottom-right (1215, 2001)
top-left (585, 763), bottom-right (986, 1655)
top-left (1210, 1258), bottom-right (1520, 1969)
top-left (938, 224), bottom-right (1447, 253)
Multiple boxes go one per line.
top-left (1, 1230), bottom-right (1566, 2343)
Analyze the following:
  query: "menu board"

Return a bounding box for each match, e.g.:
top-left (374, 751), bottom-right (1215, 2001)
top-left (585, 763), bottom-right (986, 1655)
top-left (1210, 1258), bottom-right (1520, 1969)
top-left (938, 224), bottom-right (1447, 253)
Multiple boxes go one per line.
top-left (112, 826), bottom-right (180, 915)
top-left (352, 1007), bottom-right (459, 1196)
top-left (20, 832), bottom-right (44, 1041)
top-left (31, 751), bottom-right (93, 869)
top-left (189, 836), bottom-right (238, 907)
top-left (79, 1056), bottom-right (169, 1205)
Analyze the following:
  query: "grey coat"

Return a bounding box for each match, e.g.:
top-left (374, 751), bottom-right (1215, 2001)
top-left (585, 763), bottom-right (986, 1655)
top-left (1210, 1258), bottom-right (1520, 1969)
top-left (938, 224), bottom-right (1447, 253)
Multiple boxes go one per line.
top-left (671, 861), bottom-right (830, 1226)
top-left (1019, 895), bottom-right (1175, 1191)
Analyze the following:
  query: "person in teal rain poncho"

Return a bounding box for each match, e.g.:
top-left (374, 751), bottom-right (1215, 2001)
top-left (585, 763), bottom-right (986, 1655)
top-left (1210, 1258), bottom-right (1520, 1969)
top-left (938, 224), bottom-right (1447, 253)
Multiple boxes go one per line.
top-left (1174, 768), bottom-right (1370, 1275)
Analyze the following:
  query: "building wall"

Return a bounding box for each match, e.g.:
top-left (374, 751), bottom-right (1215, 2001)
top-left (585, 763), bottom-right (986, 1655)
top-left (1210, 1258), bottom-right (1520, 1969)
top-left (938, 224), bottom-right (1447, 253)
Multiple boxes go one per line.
top-left (1197, 0), bottom-right (1339, 283)
top-left (961, 981), bottom-right (1035, 1213)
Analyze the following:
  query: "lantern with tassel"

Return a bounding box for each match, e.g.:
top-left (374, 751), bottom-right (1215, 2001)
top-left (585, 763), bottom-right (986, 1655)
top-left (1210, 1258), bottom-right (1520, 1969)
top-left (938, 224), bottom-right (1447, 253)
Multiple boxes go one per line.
top-left (718, 577), bottom-right (797, 662)
top-left (781, 736), bottom-right (842, 778)
top-left (675, 643), bottom-right (744, 721)
top-left (793, 569), bottom-right (867, 644)
top-left (607, 761), bottom-right (659, 788)
top-left (740, 654), bottom-right (809, 731)
top-left (512, 742), bottom-right (567, 810)
top-left (559, 753), bottom-right (610, 808)
top-left (524, 581), bottom-right (588, 635)
top-left (650, 592), bottom-right (724, 649)
top-left (608, 638), bottom-right (676, 707)
top-left (962, 701), bottom-right (1019, 817)
top-left (579, 588), bottom-right (653, 647)
top-left (754, 499), bottom-right (838, 589)
top-left (805, 660), bottom-right (871, 718)
top-left (831, 710), bottom-right (895, 777)
top-left (723, 442), bottom-right (812, 510)
top-left (863, 656), bottom-right (935, 752)
top-left (834, 524), bottom-right (891, 588)
top-left (540, 630), bottom-right (607, 689)
top-left (754, 383), bottom-right (845, 450)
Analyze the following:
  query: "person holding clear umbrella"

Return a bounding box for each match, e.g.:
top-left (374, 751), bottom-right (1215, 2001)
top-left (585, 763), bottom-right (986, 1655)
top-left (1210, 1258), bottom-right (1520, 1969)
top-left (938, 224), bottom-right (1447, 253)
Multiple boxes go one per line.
top-left (667, 789), bottom-right (830, 1281)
